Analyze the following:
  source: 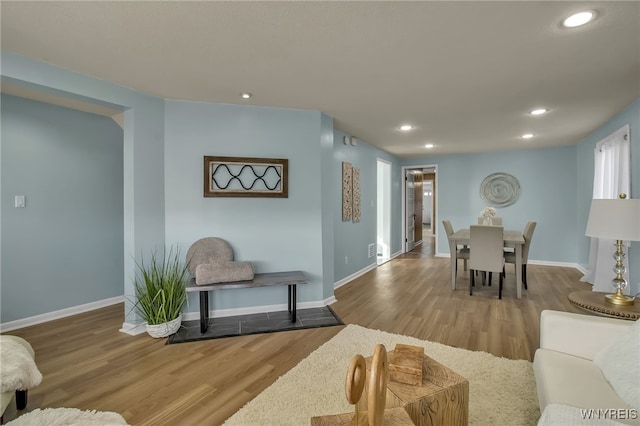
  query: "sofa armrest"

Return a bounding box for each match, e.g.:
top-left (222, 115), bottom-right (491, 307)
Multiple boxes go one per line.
top-left (539, 310), bottom-right (632, 360)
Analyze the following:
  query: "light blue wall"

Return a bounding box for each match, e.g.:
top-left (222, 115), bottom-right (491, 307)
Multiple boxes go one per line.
top-left (403, 145), bottom-right (578, 264)
top-left (333, 130), bottom-right (403, 282)
top-left (576, 98), bottom-right (640, 295)
top-left (3, 50), bottom-right (637, 324)
top-left (1, 94), bottom-right (123, 322)
top-left (1, 51), bottom-right (165, 323)
top-left (164, 100), bottom-right (331, 311)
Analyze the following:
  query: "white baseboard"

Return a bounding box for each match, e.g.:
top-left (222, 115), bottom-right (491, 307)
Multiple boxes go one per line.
top-left (120, 322), bottom-right (147, 336)
top-left (334, 262), bottom-right (377, 290)
top-left (121, 295), bottom-right (339, 335)
top-left (0, 289), bottom-right (337, 336)
top-left (574, 264), bottom-right (588, 275)
top-left (180, 296), bottom-right (337, 322)
top-left (437, 254), bottom-right (582, 272)
top-left (324, 295), bottom-right (338, 306)
top-left (2, 256), bottom-right (587, 335)
top-left (1, 296), bottom-right (124, 333)
top-left (527, 259), bottom-right (583, 270)
top-left (333, 251), bottom-right (402, 290)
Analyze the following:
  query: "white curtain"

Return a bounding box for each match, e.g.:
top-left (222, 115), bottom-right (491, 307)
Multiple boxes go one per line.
top-left (582, 125), bottom-right (631, 292)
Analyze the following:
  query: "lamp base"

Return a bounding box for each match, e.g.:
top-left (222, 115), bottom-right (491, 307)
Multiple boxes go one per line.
top-left (604, 290), bottom-right (635, 306)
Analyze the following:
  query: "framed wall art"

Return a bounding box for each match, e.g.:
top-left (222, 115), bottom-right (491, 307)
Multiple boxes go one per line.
top-left (342, 161), bottom-right (361, 222)
top-left (352, 167), bottom-right (361, 222)
top-left (204, 156), bottom-right (288, 198)
top-left (342, 162), bottom-right (353, 220)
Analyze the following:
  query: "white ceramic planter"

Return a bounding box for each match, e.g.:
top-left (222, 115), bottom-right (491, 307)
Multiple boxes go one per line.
top-left (146, 314), bottom-right (182, 338)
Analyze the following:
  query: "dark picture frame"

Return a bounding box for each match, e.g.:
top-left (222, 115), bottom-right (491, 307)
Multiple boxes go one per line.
top-left (203, 156), bottom-right (289, 198)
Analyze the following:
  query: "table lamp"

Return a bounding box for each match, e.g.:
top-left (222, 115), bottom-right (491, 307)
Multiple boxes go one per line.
top-left (585, 194), bottom-right (640, 305)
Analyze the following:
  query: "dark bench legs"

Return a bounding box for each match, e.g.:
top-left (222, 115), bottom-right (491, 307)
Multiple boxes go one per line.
top-left (197, 285), bottom-right (299, 334)
top-left (288, 284), bottom-right (297, 323)
top-left (199, 291), bottom-right (209, 333)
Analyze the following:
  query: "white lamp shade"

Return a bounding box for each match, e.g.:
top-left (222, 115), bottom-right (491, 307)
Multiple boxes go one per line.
top-left (585, 198), bottom-right (640, 241)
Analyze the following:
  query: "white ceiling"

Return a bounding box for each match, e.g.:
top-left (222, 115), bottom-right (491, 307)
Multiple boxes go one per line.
top-left (1, 1), bottom-right (639, 158)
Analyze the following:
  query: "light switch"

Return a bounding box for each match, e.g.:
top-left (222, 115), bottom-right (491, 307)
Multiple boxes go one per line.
top-left (15, 195), bottom-right (25, 208)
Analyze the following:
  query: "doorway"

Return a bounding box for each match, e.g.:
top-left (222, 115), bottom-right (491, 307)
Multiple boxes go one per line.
top-left (377, 159), bottom-right (392, 264)
top-left (422, 172), bottom-right (435, 237)
top-left (402, 165), bottom-right (438, 254)
top-left (404, 170), bottom-right (424, 251)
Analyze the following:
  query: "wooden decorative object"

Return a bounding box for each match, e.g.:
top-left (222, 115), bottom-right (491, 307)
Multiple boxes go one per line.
top-left (341, 163), bottom-right (361, 223)
top-left (345, 354), bottom-right (367, 425)
top-left (342, 162), bottom-right (353, 221)
top-left (389, 344), bottom-right (424, 386)
top-left (357, 351), bottom-right (468, 426)
top-left (352, 167), bottom-right (361, 223)
top-left (203, 156), bottom-right (288, 198)
top-left (311, 407), bottom-right (414, 426)
top-left (367, 344), bottom-right (388, 426)
top-left (311, 345), bottom-right (414, 426)
top-left (346, 355), bottom-right (367, 404)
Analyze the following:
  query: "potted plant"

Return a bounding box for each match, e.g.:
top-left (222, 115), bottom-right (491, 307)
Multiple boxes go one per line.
top-left (132, 247), bottom-right (189, 338)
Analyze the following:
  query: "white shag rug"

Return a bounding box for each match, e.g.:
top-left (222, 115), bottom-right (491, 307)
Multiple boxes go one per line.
top-left (224, 324), bottom-right (540, 426)
top-left (6, 408), bottom-right (129, 426)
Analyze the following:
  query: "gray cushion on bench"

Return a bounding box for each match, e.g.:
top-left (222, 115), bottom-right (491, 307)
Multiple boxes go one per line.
top-left (195, 261), bottom-right (254, 285)
top-left (186, 237), bottom-right (234, 277)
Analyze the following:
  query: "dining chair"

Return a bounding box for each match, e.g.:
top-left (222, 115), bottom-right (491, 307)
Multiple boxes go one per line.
top-left (477, 216), bottom-right (502, 225)
top-left (469, 225), bottom-right (505, 298)
top-left (442, 220), bottom-right (469, 277)
top-left (474, 217), bottom-right (502, 281)
top-left (504, 221), bottom-right (537, 290)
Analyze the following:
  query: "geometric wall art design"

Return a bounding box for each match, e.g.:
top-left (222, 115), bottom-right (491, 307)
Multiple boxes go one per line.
top-left (342, 161), bottom-right (361, 223)
top-left (204, 156), bottom-right (288, 198)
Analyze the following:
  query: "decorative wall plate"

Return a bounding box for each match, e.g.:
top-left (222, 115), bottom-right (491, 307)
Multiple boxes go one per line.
top-left (480, 173), bottom-right (520, 207)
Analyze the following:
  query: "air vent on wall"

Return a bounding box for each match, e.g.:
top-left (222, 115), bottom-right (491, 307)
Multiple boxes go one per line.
top-left (368, 243), bottom-right (376, 258)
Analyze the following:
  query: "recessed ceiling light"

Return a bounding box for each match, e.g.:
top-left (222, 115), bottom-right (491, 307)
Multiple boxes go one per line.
top-left (241, 92), bottom-right (252, 99)
top-left (530, 108), bottom-right (548, 116)
top-left (399, 124), bottom-right (414, 132)
top-left (562, 11), bottom-right (595, 28)
top-left (425, 143), bottom-right (434, 149)
top-left (522, 133), bottom-right (534, 139)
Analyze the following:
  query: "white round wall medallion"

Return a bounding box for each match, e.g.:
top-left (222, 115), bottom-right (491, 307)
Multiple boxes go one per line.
top-left (480, 173), bottom-right (520, 207)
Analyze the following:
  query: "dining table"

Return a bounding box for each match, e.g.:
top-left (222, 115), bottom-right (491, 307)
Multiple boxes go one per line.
top-left (448, 228), bottom-right (526, 298)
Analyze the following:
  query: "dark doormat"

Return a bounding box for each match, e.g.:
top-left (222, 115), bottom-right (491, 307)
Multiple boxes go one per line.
top-left (166, 306), bottom-right (343, 344)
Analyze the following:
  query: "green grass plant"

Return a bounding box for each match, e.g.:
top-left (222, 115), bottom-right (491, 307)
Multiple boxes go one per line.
top-left (133, 247), bottom-right (189, 325)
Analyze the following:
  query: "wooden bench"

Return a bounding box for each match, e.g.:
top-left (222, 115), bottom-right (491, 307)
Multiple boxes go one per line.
top-left (186, 270), bottom-right (308, 333)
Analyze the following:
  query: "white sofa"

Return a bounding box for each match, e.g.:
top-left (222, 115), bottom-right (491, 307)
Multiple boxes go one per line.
top-left (533, 310), bottom-right (639, 425)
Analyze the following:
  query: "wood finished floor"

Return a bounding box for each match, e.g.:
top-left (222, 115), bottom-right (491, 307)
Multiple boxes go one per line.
top-left (2, 239), bottom-right (591, 425)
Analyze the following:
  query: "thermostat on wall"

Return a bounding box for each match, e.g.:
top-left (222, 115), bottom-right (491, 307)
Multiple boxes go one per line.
top-left (15, 195), bottom-right (26, 208)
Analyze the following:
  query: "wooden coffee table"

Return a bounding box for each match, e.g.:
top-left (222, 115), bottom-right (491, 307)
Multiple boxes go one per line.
top-left (357, 351), bottom-right (469, 426)
top-left (311, 407), bottom-right (415, 425)
top-left (568, 291), bottom-right (640, 321)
